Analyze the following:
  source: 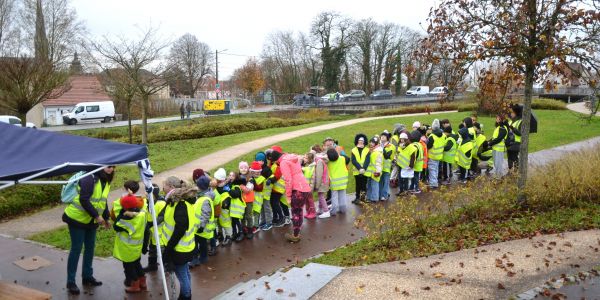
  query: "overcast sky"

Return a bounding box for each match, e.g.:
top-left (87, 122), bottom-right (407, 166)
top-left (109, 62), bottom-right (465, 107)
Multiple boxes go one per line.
top-left (72, 0), bottom-right (437, 79)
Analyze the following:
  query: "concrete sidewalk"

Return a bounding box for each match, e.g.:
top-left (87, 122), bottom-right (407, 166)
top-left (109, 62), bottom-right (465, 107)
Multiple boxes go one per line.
top-left (313, 230), bottom-right (600, 300)
top-left (567, 101), bottom-right (599, 116)
top-left (0, 111), bottom-right (454, 238)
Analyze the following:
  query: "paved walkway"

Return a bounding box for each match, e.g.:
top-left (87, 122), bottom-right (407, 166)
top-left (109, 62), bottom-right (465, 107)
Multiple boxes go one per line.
top-left (567, 101), bottom-right (599, 116)
top-left (0, 111), bottom-right (454, 238)
top-left (313, 230), bottom-right (600, 300)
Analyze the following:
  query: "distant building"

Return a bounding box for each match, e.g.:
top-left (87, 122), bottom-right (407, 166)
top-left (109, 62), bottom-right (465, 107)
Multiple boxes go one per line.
top-left (27, 74), bottom-right (112, 127)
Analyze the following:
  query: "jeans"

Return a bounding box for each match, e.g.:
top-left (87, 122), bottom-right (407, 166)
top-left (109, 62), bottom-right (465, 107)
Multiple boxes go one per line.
top-left (409, 172), bottom-right (420, 191)
top-left (378, 172), bottom-right (391, 200)
top-left (492, 150), bottom-right (505, 177)
top-left (330, 189), bottom-right (347, 215)
top-left (441, 162), bottom-right (452, 181)
top-left (428, 159), bottom-right (440, 187)
top-left (367, 178), bottom-right (380, 201)
top-left (67, 224), bottom-right (96, 284)
top-left (399, 178), bottom-right (410, 193)
top-left (174, 263), bottom-right (191, 298)
top-left (260, 199), bottom-right (273, 225)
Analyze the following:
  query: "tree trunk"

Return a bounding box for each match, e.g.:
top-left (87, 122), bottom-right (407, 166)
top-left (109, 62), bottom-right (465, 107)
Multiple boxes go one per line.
top-left (127, 100), bottom-right (133, 144)
top-left (395, 52), bottom-right (402, 95)
top-left (18, 111), bottom-right (27, 127)
top-left (141, 95), bottom-right (149, 144)
top-left (517, 65), bottom-right (534, 205)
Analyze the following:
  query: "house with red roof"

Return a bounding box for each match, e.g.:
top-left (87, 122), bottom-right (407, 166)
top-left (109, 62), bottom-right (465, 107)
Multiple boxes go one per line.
top-left (27, 74), bottom-right (113, 126)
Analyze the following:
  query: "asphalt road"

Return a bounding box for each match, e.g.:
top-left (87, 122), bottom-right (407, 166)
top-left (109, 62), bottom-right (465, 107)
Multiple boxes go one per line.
top-left (41, 105), bottom-right (293, 132)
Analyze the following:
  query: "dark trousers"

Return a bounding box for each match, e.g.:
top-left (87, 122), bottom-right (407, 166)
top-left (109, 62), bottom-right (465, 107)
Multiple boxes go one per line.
top-left (147, 242), bottom-right (158, 267)
top-left (232, 217), bottom-right (243, 237)
top-left (354, 174), bottom-right (368, 198)
top-left (421, 168), bottom-right (428, 182)
top-left (123, 258), bottom-right (144, 284)
top-left (470, 158), bottom-right (479, 175)
top-left (270, 192), bottom-right (284, 223)
top-left (410, 172), bottom-right (420, 191)
top-left (507, 150), bottom-right (519, 170)
top-left (459, 166), bottom-right (468, 181)
top-left (281, 202), bottom-right (290, 218)
top-left (194, 235), bottom-right (208, 263)
top-left (67, 224), bottom-right (96, 284)
top-left (441, 162), bottom-right (452, 181)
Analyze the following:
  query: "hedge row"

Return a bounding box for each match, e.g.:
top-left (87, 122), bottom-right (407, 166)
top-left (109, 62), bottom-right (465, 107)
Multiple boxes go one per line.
top-left (118, 117), bottom-right (318, 144)
top-left (457, 98), bottom-right (567, 112)
top-left (358, 103), bottom-right (459, 118)
top-left (0, 184), bottom-right (61, 220)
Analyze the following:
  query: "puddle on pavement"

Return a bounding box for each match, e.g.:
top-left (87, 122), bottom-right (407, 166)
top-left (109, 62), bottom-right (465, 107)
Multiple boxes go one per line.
top-left (534, 274), bottom-right (600, 300)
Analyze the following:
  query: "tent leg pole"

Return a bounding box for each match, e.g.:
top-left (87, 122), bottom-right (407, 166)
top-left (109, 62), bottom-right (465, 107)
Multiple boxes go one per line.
top-left (147, 193), bottom-right (170, 300)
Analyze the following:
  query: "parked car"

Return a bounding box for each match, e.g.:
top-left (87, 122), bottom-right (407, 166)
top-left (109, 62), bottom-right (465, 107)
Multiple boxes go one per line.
top-left (429, 86), bottom-right (448, 96)
top-left (370, 89), bottom-right (393, 100)
top-left (406, 86), bottom-right (430, 96)
top-left (62, 101), bottom-right (115, 125)
top-left (0, 115), bottom-right (36, 128)
top-left (320, 92), bottom-right (344, 102)
top-left (343, 90), bottom-right (366, 101)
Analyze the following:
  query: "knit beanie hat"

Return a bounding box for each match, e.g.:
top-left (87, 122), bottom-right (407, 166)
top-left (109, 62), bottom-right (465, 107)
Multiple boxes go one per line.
top-left (120, 194), bottom-right (140, 210)
top-left (271, 145), bottom-right (283, 153)
top-left (409, 130), bottom-right (421, 143)
top-left (443, 126), bottom-right (453, 134)
top-left (400, 132), bottom-right (409, 140)
top-left (192, 169), bottom-right (205, 182)
top-left (250, 161), bottom-right (262, 173)
top-left (239, 161), bottom-right (249, 170)
top-left (326, 148), bottom-right (339, 161)
top-left (270, 150), bottom-right (282, 162)
top-left (195, 175), bottom-right (211, 191)
top-left (380, 131), bottom-right (391, 140)
top-left (412, 121), bottom-right (421, 129)
top-left (255, 152), bottom-right (266, 164)
top-left (214, 168), bottom-right (227, 181)
top-left (432, 119), bottom-right (440, 130)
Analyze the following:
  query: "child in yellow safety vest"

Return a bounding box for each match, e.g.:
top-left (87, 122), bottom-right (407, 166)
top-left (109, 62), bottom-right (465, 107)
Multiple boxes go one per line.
top-left (254, 152), bottom-right (274, 231)
top-left (456, 128), bottom-right (474, 183)
top-left (142, 183), bottom-right (166, 273)
top-left (238, 162), bottom-right (257, 239)
top-left (379, 131), bottom-right (394, 201)
top-left (213, 168), bottom-right (233, 246)
top-left (366, 136), bottom-right (383, 203)
top-left (301, 152), bottom-right (318, 219)
top-left (190, 175), bottom-right (215, 267)
top-left (113, 193), bottom-right (148, 293)
top-left (441, 126), bottom-right (458, 184)
top-left (326, 148), bottom-right (349, 215)
top-left (225, 173), bottom-right (245, 243)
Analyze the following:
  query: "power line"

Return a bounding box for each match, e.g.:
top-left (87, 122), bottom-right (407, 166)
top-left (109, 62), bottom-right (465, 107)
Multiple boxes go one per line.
top-left (218, 52), bottom-right (256, 58)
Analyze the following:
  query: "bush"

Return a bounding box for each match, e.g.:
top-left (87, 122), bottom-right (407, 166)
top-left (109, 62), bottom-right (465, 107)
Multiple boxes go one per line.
top-left (457, 98), bottom-right (567, 113)
top-left (0, 184), bottom-right (61, 220)
top-left (297, 108), bottom-right (330, 120)
top-left (118, 117), bottom-right (317, 144)
top-left (359, 103), bottom-right (459, 118)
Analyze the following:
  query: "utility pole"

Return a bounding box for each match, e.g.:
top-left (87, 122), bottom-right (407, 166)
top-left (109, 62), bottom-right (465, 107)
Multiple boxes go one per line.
top-left (215, 49), bottom-right (227, 99)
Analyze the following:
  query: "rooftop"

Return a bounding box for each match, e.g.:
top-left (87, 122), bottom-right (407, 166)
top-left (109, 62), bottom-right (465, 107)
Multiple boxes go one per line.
top-left (44, 74), bottom-right (111, 106)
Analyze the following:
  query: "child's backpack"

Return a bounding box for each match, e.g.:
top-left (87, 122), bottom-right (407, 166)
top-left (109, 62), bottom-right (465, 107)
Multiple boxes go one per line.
top-left (61, 171), bottom-right (86, 203)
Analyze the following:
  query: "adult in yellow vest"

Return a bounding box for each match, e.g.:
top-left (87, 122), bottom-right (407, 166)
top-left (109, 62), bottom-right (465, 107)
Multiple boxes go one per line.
top-left (366, 136), bottom-right (383, 202)
top-left (63, 166), bottom-right (114, 295)
top-left (143, 183), bottom-right (166, 272)
top-left (113, 194), bottom-right (148, 293)
top-left (507, 104), bottom-right (523, 170)
top-left (456, 128), bottom-right (474, 183)
top-left (379, 131), bottom-right (394, 200)
top-left (162, 179), bottom-right (199, 300)
top-left (488, 115), bottom-right (509, 178)
top-left (441, 126), bottom-right (458, 184)
top-left (350, 133), bottom-right (370, 204)
top-left (191, 175), bottom-right (215, 267)
top-left (426, 119), bottom-right (445, 188)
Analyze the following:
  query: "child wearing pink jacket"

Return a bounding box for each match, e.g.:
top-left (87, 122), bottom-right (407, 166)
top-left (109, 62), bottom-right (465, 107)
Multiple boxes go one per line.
top-left (278, 153), bottom-right (311, 242)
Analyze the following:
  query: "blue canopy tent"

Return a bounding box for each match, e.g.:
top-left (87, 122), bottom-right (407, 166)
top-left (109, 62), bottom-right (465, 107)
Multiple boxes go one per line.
top-left (0, 122), bottom-right (171, 299)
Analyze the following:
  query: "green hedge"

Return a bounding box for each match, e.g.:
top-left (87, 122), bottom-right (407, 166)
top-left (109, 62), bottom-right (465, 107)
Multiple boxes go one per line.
top-left (117, 117), bottom-right (321, 144)
top-left (458, 98), bottom-right (567, 113)
top-left (359, 103), bottom-right (459, 118)
top-left (0, 184), bottom-right (61, 220)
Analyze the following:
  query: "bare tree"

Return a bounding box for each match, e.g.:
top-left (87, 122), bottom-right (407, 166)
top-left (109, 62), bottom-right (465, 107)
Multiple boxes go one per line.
top-left (91, 26), bottom-right (171, 144)
top-left (351, 18), bottom-right (377, 94)
top-left (0, 0), bottom-right (17, 54)
top-left (426, 0), bottom-right (600, 205)
top-left (372, 23), bottom-right (397, 91)
top-left (21, 0), bottom-right (86, 67)
top-left (99, 69), bottom-right (137, 143)
top-left (168, 33), bottom-right (212, 98)
top-left (0, 57), bottom-right (68, 125)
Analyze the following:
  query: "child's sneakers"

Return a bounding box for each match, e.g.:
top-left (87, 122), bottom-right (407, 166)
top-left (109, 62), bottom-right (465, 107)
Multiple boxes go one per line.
top-left (261, 223), bottom-right (273, 231)
top-left (222, 236), bottom-right (232, 246)
top-left (318, 211), bottom-right (331, 219)
top-left (304, 212), bottom-right (316, 219)
top-left (284, 217), bottom-right (292, 225)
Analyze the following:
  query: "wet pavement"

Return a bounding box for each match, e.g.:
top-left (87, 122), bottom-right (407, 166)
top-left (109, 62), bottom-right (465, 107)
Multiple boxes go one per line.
top-left (533, 274), bottom-right (600, 300)
top-left (0, 203), bottom-right (365, 299)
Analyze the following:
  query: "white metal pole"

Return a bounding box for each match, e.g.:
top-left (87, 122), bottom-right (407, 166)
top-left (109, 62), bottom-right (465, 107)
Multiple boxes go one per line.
top-left (146, 191), bottom-right (169, 300)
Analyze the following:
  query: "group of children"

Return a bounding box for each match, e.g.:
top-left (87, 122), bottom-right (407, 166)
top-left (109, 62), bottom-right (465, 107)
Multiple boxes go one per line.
top-left (108, 110), bottom-right (520, 297)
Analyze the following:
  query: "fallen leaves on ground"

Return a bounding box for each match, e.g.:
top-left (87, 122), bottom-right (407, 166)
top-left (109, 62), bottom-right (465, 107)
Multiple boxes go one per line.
top-left (497, 283), bottom-right (505, 289)
top-left (276, 288), bottom-right (284, 293)
top-left (433, 272), bottom-right (445, 278)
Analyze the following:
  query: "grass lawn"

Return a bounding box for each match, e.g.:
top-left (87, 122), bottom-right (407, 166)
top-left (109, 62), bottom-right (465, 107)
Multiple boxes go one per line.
top-left (29, 226), bottom-right (115, 258)
top-left (308, 204), bottom-right (600, 267)
top-left (28, 109), bottom-right (600, 257)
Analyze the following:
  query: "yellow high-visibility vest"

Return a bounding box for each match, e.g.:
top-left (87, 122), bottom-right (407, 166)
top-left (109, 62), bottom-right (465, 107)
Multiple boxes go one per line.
top-left (442, 136), bottom-right (457, 164)
top-left (351, 147), bottom-right (371, 177)
top-left (162, 201), bottom-right (197, 253)
top-left (492, 125), bottom-right (508, 152)
top-left (327, 156), bottom-right (349, 191)
top-left (64, 180), bottom-right (110, 224)
top-left (428, 134), bottom-right (446, 161)
top-left (113, 210), bottom-right (147, 263)
top-left (456, 141), bottom-right (474, 169)
top-left (194, 196), bottom-right (215, 239)
top-left (366, 150), bottom-right (382, 182)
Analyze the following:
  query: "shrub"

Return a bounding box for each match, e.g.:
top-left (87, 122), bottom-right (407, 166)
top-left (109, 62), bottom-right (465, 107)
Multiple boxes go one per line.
top-left (0, 184), bottom-right (61, 220)
top-left (267, 110), bottom-right (299, 119)
top-left (359, 103), bottom-right (459, 118)
top-left (457, 98), bottom-right (566, 113)
top-left (297, 108), bottom-right (330, 120)
top-left (457, 102), bottom-right (478, 112)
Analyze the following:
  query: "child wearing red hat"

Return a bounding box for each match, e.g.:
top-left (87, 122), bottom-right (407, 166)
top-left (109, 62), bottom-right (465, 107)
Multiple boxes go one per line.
top-left (113, 193), bottom-right (148, 293)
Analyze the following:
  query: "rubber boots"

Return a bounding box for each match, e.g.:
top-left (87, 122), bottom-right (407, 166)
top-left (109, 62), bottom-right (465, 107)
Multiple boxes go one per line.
top-left (125, 279), bottom-right (141, 293)
top-left (139, 276), bottom-right (147, 291)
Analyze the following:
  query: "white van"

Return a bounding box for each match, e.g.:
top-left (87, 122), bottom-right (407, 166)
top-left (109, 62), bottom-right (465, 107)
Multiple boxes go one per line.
top-left (62, 101), bottom-right (115, 125)
top-left (0, 115), bottom-right (36, 128)
top-left (406, 86), bottom-right (430, 96)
